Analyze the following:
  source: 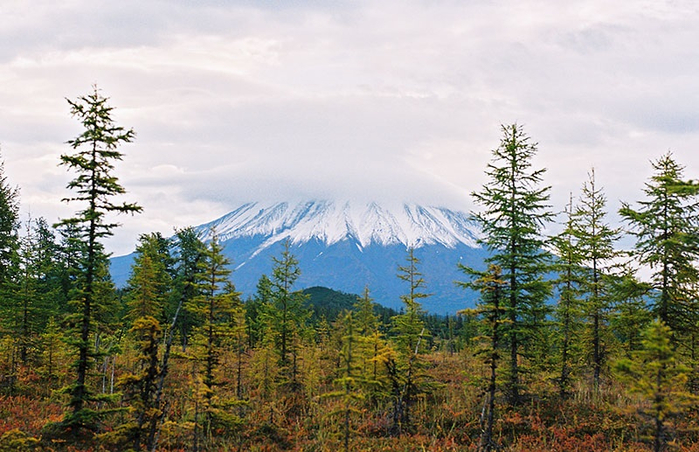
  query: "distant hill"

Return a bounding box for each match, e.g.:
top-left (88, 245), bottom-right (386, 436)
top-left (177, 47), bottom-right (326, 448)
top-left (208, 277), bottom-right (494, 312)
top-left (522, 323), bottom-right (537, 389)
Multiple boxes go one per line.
top-left (302, 286), bottom-right (399, 324)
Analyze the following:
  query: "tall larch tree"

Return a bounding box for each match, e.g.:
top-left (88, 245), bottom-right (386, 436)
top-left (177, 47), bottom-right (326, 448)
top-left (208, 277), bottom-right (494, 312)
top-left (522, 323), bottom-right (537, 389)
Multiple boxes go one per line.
top-left (550, 194), bottom-right (584, 397)
top-left (188, 232), bottom-right (240, 449)
top-left (355, 286), bottom-right (390, 408)
top-left (173, 227), bottom-right (206, 351)
top-left (146, 228), bottom-right (203, 451)
top-left (458, 264), bottom-right (507, 452)
top-left (50, 86), bottom-right (142, 438)
top-left (325, 310), bottom-right (365, 452)
top-left (573, 169), bottom-right (622, 390)
top-left (266, 240), bottom-right (310, 391)
top-left (388, 248), bottom-right (430, 435)
top-left (0, 154), bottom-right (20, 353)
top-left (113, 233), bottom-right (173, 451)
top-left (620, 152), bottom-right (699, 337)
top-left (469, 123), bottom-right (553, 405)
top-left (0, 154), bottom-right (20, 291)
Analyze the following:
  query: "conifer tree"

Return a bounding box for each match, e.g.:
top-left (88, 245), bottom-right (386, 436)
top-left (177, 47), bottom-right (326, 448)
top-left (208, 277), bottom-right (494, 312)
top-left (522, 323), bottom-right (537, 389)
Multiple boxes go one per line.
top-left (0, 154), bottom-right (19, 290)
top-left (388, 248), bottom-right (430, 435)
top-left (41, 316), bottom-right (66, 389)
top-left (620, 152), bottom-right (699, 336)
top-left (15, 220), bottom-right (40, 364)
top-left (265, 240), bottom-right (310, 390)
top-left (573, 169), bottom-right (622, 389)
top-left (54, 223), bottom-right (85, 317)
top-left (32, 218), bottom-right (64, 319)
top-left (324, 310), bottom-right (364, 452)
top-left (10, 217), bottom-right (62, 365)
top-left (458, 264), bottom-right (507, 452)
top-left (188, 233), bottom-right (239, 445)
top-left (114, 233), bottom-right (173, 451)
top-left (245, 274), bottom-right (273, 348)
top-left (248, 339), bottom-right (280, 424)
top-left (146, 229), bottom-right (203, 451)
top-left (172, 227), bottom-right (206, 351)
top-left (469, 123), bottom-right (553, 405)
top-left (125, 233), bottom-right (173, 322)
top-left (616, 320), bottom-right (693, 452)
top-left (355, 286), bottom-right (379, 337)
top-left (550, 195), bottom-right (584, 397)
top-left (354, 287), bottom-right (390, 408)
top-left (228, 280), bottom-right (248, 401)
top-left (50, 86), bottom-right (141, 437)
top-left (610, 272), bottom-right (652, 359)
top-left (0, 154), bottom-right (20, 358)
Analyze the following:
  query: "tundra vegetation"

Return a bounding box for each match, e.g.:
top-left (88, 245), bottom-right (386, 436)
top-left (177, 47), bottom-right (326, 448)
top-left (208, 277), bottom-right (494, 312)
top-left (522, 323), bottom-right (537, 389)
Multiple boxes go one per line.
top-left (1, 91), bottom-right (699, 451)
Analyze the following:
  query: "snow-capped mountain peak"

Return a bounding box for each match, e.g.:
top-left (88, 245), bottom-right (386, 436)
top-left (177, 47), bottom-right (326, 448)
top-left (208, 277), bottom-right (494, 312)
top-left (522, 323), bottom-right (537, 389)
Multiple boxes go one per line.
top-left (199, 200), bottom-right (480, 252)
top-left (110, 200), bottom-right (487, 313)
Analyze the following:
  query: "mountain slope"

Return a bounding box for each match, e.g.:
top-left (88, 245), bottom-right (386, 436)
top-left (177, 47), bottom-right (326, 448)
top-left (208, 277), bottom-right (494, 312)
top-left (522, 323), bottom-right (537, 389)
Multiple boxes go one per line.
top-left (201, 200), bottom-right (480, 248)
top-left (111, 200), bottom-right (487, 313)
top-left (201, 200), bottom-right (485, 313)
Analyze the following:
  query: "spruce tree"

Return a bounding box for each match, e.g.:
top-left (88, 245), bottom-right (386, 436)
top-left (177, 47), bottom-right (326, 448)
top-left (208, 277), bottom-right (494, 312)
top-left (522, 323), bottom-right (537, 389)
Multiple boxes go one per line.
top-left (146, 229), bottom-right (202, 451)
top-left (11, 217), bottom-right (62, 365)
top-left (469, 123), bottom-right (553, 405)
top-left (15, 220), bottom-right (40, 364)
top-left (620, 152), bottom-right (699, 336)
top-left (32, 217), bottom-right (64, 321)
top-left (50, 86), bottom-right (142, 437)
top-left (125, 233), bottom-right (173, 322)
top-left (610, 272), bottom-right (652, 359)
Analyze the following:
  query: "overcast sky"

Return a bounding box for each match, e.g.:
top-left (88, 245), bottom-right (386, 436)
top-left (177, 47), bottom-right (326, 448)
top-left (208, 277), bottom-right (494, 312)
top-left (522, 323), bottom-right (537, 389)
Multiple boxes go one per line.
top-left (1, 0), bottom-right (698, 255)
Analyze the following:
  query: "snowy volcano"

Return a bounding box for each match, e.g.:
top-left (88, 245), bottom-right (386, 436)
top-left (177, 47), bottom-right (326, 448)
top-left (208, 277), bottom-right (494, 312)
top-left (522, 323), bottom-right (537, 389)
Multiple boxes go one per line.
top-left (112, 200), bottom-right (488, 313)
top-left (200, 200), bottom-right (480, 251)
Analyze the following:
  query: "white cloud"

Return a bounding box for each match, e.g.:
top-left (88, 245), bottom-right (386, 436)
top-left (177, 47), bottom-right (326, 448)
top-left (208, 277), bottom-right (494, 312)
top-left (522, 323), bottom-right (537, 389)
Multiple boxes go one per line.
top-left (1, 0), bottom-right (698, 255)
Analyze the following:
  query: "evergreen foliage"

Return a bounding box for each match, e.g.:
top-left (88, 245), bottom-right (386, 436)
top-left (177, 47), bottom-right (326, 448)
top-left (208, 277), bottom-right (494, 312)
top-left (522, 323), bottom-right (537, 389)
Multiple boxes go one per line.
top-left (49, 86), bottom-right (141, 438)
top-left (458, 264), bottom-right (507, 452)
top-left (388, 248), bottom-right (430, 435)
top-left (616, 320), bottom-right (694, 452)
top-left (111, 233), bottom-right (173, 450)
top-left (0, 154), bottom-right (20, 288)
top-left (550, 194), bottom-right (585, 396)
top-left (172, 227), bottom-right (206, 351)
top-left (573, 169), bottom-right (623, 389)
top-left (469, 123), bottom-right (553, 405)
top-left (620, 152), bottom-right (699, 336)
top-left (187, 233), bottom-right (241, 446)
top-left (263, 240), bottom-right (310, 390)
top-left (4, 98), bottom-right (699, 450)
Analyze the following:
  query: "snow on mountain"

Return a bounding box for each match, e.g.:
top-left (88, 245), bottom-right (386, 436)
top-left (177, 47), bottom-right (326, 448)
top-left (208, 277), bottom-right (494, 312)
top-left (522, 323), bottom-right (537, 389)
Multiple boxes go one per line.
top-left (198, 200), bottom-right (481, 252)
top-left (111, 200), bottom-right (487, 313)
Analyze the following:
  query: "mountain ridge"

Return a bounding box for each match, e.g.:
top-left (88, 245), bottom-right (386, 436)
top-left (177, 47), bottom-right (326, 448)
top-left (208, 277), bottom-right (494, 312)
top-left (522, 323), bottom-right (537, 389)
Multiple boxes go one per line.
top-left (111, 200), bottom-right (487, 313)
top-left (198, 200), bottom-right (481, 252)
